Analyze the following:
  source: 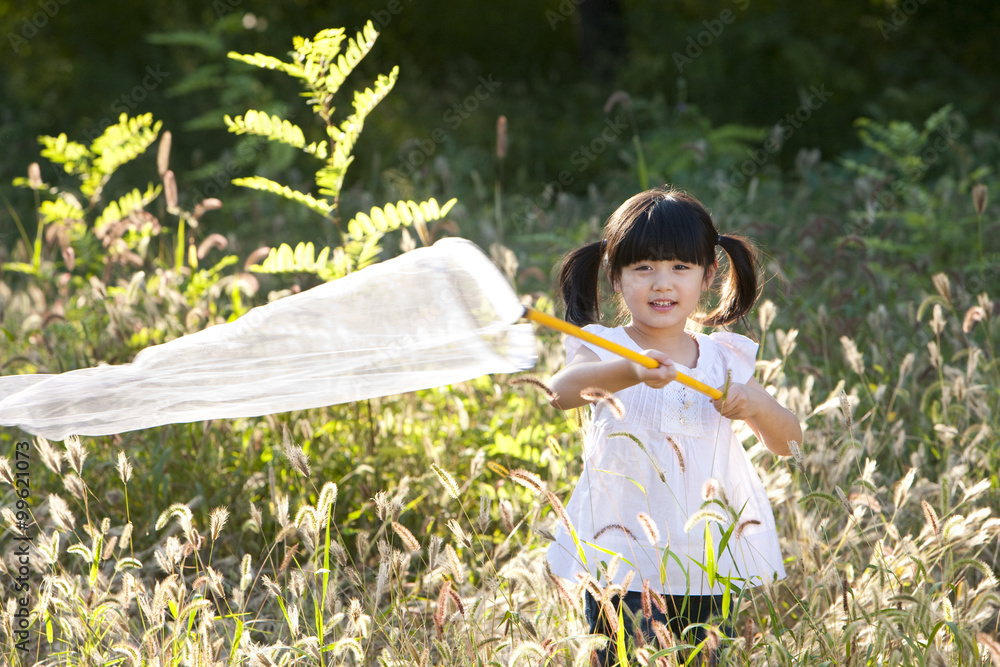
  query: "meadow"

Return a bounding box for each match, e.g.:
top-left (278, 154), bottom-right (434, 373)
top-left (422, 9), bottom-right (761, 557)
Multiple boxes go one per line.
top-left (1, 23), bottom-right (999, 667)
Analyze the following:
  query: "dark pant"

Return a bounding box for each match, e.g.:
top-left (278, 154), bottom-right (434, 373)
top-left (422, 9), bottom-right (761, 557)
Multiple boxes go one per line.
top-left (585, 590), bottom-right (727, 666)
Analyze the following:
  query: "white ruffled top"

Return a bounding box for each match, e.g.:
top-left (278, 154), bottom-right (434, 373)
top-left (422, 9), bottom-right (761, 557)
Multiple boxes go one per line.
top-left (546, 326), bottom-right (786, 595)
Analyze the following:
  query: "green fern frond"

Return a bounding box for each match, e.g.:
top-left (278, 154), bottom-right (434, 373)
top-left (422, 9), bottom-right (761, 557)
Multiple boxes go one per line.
top-left (224, 110), bottom-right (307, 150)
top-left (38, 197), bottom-right (85, 225)
top-left (346, 198), bottom-right (457, 241)
top-left (85, 113), bottom-right (162, 199)
top-left (231, 176), bottom-right (331, 217)
top-left (324, 22), bottom-right (380, 92)
top-left (95, 184), bottom-right (162, 230)
top-left (249, 242), bottom-right (331, 275)
top-left (38, 133), bottom-right (92, 176)
top-left (227, 51), bottom-right (305, 79)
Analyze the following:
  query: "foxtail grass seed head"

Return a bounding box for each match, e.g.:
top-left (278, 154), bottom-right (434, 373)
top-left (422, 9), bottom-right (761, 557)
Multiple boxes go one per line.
top-left (842, 575), bottom-right (851, 617)
top-left (930, 304), bottom-right (946, 336)
top-left (508, 375), bottom-right (556, 401)
top-left (116, 451), bottom-right (133, 484)
top-left (63, 473), bottom-right (86, 501)
top-left (446, 518), bottom-right (471, 548)
top-left (499, 499), bottom-right (514, 533)
top-left (249, 503), bottom-right (263, 532)
top-left (736, 519), bottom-right (762, 539)
top-left (47, 494), bottom-right (75, 531)
top-left (921, 499), bottom-right (940, 538)
top-left (240, 554), bottom-right (253, 593)
top-left (580, 387), bottom-right (626, 419)
top-left (0, 458), bottom-right (14, 487)
top-left (788, 440), bottom-right (804, 468)
top-left (702, 478), bottom-right (720, 501)
top-left (35, 437), bottom-right (62, 474)
top-left (477, 494), bottom-right (492, 532)
top-left (428, 534), bottom-right (442, 572)
top-left (666, 436), bottom-right (686, 473)
top-left (594, 523), bottom-right (639, 542)
top-left (157, 130), bottom-right (172, 176)
top-left (430, 463), bottom-right (461, 499)
top-left (758, 300), bottom-right (777, 333)
top-left (637, 513), bottom-right (660, 546)
top-left (444, 543), bottom-right (465, 582)
top-left (932, 273), bottom-right (952, 305)
top-left (839, 390), bottom-right (853, 431)
top-left (392, 521), bottom-right (421, 553)
top-left (509, 468), bottom-right (546, 494)
top-left (927, 340), bottom-right (943, 369)
top-left (281, 430), bottom-right (311, 478)
top-left (840, 336), bottom-right (865, 375)
top-left (163, 170), bottom-right (178, 209)
top-left (973, 183), bottom-right (989, 216)
top-left (374, 490), bottom-right (390, 521)
top-left (27, 161), bottom-right (42, 189)
top-left (835, 486), bottom-right (853, 515)
top-left (604, 89), bottom-right (632, 113)
top-left (963, 305), bottom-right (988, 333)
top-left (64, 435), bottom-right (87, 475)
top-left (210, 506), bottom-right (229, 542)
top-left (434, 582), bottom-right (451, 638)
top-left (546, 490), bottom-right (574, 535)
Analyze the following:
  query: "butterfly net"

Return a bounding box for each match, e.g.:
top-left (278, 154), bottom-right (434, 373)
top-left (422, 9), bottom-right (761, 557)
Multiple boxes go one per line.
top-left (0, 238), bottom-right (537, 440)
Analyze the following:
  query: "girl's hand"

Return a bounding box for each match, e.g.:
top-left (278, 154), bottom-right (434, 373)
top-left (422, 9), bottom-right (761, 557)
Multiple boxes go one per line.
top-left (634, 349), bottom-right (678, 389)
top-left (711, 377), bottom-right (802, 457)
top-left (711, 382), bottom-right (759, 421)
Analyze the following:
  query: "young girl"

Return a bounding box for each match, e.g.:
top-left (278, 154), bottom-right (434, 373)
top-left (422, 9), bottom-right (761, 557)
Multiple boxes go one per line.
top-left (545, 187), bottom-right (801, 660)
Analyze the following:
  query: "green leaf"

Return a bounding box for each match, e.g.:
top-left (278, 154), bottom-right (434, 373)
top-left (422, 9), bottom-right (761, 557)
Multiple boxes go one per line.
top-left (231, 176), bottom-right (331, 216)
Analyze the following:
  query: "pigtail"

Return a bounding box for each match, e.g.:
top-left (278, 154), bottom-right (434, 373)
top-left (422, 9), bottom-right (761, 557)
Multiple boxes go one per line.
top-left (702, 233), bottom-right (761, 327)
top-left (558, 240), bottom-right (605, 326)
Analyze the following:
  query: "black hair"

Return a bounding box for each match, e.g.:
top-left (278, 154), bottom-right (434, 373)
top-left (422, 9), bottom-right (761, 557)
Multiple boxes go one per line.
top-left (558, 186), bottom-right (760, 327)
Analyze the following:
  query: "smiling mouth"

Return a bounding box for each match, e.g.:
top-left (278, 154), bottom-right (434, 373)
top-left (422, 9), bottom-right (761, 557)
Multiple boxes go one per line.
top-left (650, 299), bottom-right (676, 308)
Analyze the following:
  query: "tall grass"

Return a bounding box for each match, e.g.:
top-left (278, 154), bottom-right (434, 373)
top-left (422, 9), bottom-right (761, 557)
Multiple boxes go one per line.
top-left (2, 106), bottom-right (999, 665)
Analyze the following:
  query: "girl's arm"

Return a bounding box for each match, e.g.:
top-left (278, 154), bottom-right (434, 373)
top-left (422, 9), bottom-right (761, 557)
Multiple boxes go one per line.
top-left (548, 347), bottom-right (678, 410)
top-left (711, 378), bottom-right (802, 456)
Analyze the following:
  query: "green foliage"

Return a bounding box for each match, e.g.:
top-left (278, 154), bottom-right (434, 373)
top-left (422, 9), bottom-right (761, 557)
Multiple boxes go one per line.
top-left (225, 24), bottom-right (401, 238)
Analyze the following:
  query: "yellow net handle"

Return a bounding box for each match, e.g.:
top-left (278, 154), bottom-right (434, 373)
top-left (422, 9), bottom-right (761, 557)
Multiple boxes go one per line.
top-left (523, 307), bottom-right (724, 401)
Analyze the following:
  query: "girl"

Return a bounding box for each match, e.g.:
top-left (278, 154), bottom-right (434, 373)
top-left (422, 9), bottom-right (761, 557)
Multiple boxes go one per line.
top-left (546, 187), bottom-right (801, 661)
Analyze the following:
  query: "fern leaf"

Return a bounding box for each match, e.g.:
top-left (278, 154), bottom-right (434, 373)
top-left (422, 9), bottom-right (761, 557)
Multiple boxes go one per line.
top-left (227, 51), bottom-right (305, 79)
top-left (249, 241), bottom-right (333, 276)
top-left (38, 197), bottom-right (85, 225)
top-left (325, 21), bottom-right (380, 92)
top-left (231, 176), bottom-right (331, 217)
top-left (345, 198), bottom-right (457, 242)
top-left (86, 114), bottom-right (162, 198)
top-left (38, 133), bottom-right (92, 175)
top-left (94, 184), bottom-right (161, 230)
top-left (224, 110), bottom-right (307, 150)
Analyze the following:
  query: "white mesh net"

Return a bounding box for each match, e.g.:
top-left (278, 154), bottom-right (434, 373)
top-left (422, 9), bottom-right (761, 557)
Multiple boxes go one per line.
top-left (0, 238), bottom-right (537, 440)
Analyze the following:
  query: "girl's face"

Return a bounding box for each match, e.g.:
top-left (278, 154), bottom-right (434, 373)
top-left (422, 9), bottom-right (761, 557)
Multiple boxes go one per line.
top-left (614, 258), bottom-right (717, 335)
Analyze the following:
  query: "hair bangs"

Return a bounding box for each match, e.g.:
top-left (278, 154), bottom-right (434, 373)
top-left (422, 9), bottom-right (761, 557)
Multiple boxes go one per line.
top-left (605, 196), bottom-right (716, 279)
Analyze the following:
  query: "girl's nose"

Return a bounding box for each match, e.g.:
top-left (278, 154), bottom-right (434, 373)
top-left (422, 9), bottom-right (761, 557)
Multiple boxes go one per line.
top-left (652, 269), bottom-right (672, 291)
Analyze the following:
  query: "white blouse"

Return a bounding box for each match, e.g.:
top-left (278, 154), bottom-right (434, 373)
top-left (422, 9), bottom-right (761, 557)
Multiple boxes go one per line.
top-left (546, 325), bottom-right (786, 595)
